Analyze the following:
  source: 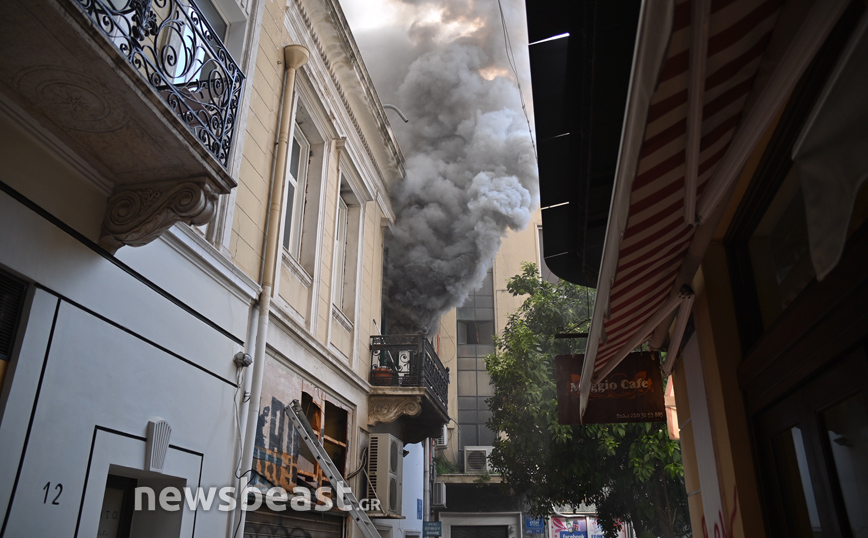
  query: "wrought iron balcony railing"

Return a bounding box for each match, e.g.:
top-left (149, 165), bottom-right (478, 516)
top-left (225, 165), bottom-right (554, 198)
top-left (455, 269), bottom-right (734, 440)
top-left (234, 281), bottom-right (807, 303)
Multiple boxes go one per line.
top-left (370, 334), bottom-right (449, 413)
top-left (73, 0), bottom-right (245, 168)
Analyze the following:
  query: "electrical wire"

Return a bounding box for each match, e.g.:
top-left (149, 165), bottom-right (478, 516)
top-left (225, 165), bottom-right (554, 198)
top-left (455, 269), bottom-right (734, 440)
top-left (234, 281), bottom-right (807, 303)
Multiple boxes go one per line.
top-left (346, 446), bottom-right (369, 480)
top-left (495, 0), bottom-right (538, 162)
top-left (233, 367), bottom-right (246, 480)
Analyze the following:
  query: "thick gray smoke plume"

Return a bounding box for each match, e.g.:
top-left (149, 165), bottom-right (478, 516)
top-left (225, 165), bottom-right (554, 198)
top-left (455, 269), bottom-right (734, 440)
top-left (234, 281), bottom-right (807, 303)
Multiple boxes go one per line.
top-left (351, 0), bottom-right (538, 333)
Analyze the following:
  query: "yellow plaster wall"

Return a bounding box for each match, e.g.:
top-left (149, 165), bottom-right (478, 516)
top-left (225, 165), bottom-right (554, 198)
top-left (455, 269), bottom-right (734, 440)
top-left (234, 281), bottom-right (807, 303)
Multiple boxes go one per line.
top-left (355, 202), bottom-right (385, 377)
top-left (672, 360), bottom-right (705, 535)
top-left (690, 249), bottom-right (767, 538)
top-left (331, 316), bottom-right (352, 358)
top-left (492, 209), bottom-right (543, 335)
top-left (436, 307), bottom-right (459, 460)
top-left (278, 262), bottom-right (311, 319)
top-left (230, 0), bottom-right (289, 281)
top-left (316, 142), bottom-right (340, 344)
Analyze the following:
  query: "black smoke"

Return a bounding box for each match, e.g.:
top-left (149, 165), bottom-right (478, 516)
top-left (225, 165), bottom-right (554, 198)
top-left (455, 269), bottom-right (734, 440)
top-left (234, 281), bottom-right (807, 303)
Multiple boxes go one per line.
top-left (351, 0), bottom-right (538, 333)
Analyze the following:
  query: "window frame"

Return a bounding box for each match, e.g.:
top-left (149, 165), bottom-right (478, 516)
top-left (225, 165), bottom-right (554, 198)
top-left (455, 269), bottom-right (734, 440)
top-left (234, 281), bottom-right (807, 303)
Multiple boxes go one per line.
top-left (331, 155), bottom-right (369, 321)
top-left (282, 125), bottom-right (311, 260)
top-left (332, 194), bottom-right (349, 310)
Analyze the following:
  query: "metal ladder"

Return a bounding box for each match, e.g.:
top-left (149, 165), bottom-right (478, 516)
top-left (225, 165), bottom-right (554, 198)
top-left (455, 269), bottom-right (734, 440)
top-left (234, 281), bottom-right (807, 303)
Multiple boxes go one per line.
top-left (286, 399), bottom-right (380, 538)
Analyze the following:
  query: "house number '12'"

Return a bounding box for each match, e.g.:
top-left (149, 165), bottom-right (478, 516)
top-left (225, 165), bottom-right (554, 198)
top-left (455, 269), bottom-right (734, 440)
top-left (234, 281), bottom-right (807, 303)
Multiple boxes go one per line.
top-left (43, 482), bottom-right (62, 505)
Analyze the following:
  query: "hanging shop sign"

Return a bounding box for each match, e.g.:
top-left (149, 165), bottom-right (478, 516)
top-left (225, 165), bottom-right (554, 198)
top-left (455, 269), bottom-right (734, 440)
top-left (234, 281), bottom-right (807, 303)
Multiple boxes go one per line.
top-left (555, 351), bottom-right (665, 425)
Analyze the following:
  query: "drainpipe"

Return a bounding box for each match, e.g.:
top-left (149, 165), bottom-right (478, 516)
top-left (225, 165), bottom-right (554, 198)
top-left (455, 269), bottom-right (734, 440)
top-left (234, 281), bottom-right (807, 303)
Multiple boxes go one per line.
top-left (234, 43), bottom-right (309, 537)
top-left (423, 438), bottom-right (431, 521)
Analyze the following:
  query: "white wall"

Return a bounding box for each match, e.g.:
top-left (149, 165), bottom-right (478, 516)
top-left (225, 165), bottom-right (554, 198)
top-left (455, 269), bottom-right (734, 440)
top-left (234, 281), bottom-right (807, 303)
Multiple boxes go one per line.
top-left (0, 189), bottom-right (253, 536)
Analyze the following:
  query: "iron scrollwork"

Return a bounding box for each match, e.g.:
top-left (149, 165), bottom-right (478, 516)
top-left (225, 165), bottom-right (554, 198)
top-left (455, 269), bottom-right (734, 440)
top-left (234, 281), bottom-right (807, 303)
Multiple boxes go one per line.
top-left (73, 0), bottom-right (245, 168)
top-left (370, 334), bottom-right (449, 412)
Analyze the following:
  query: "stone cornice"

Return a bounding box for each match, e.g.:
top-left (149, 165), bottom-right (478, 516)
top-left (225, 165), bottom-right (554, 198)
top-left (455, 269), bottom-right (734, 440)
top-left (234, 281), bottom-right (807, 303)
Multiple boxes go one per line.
top-left (290, 0), bottom-right (404, 194)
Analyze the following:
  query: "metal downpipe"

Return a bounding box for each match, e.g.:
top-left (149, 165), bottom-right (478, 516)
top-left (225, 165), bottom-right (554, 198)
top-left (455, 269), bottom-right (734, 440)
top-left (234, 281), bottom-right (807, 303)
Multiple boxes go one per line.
top-left (234, 43), bottom-right (309, 536)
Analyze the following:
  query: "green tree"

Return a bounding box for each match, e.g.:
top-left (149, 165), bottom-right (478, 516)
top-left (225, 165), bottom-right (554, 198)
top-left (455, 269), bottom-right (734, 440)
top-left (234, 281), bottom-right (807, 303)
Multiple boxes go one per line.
top-left (485, 263), bottom-right (690, 538)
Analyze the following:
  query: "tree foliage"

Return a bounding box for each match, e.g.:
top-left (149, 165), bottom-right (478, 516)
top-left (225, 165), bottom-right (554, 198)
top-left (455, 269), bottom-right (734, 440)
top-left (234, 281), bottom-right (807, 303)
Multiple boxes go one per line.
top-left (485, 263), bottom-right (690, 538)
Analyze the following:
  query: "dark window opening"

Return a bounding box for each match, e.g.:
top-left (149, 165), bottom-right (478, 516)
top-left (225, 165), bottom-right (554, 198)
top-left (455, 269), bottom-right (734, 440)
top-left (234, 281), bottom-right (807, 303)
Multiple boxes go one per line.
top-left (0, 269), bottom-right (28, 362)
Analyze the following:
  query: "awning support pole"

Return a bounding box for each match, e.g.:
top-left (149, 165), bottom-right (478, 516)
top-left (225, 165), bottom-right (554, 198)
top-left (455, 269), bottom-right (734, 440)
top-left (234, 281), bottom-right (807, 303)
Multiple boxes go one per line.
top-left (684, 0), bottom-right (710, 225)
top-left (662, 293), bottom-right (695, 377)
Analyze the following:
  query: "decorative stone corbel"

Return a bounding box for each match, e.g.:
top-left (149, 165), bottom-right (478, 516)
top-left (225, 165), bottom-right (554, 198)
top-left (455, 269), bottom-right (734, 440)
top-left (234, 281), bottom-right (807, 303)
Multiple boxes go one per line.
top-left (368, 394), bottom-right (423, 426)
top-left (100, 178), bottom-right (218, 253)
top-left (145, 418), bottom-right (172, 473)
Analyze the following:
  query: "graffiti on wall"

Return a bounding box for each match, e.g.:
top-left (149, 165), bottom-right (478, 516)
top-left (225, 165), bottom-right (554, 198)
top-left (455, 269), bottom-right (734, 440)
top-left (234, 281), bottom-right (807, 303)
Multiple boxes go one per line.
top-left (245, 522), bottom-right (314, 538)
top-left (254, 396), bottom-right (299, 490)
top-left (701, 486), bottom-right (739, 538)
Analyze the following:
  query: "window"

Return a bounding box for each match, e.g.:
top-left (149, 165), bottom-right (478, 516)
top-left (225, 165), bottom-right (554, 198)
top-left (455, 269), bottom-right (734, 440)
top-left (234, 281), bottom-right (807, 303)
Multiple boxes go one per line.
top-left (332, 170), bottom-right (363, 320)
top-left (278, 98), bottom-right (329, 278)
top-left (194, 0), bottom-right (228, 42)
top-left (283, 127), bottom-right (310, 259)
top-left (747, 168), bottom-right (815, 328)
top-left (333, 196), bottom-right (349, 309)
top-left (1, 269), bottom-right (28, 393)
top-left (168, 0), bottom-right (230, 85)
top-left (323, 401), bottom-right (348, 475)
top-left (0, 269), bottom-right (27, 362)
top-left (456, 268), bottom-right (497, 449)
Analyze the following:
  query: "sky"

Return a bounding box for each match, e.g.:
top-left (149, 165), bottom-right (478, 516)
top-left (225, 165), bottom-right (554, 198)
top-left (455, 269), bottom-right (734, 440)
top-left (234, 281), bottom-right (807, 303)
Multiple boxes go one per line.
top-left (340, 0), bottom-right (539, 333)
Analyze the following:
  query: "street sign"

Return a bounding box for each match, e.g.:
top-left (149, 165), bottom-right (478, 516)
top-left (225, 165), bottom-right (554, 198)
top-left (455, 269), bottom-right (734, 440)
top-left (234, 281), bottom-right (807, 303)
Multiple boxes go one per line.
top-left (424, 522), bottom-right (442, 537)
top-left (525, 517), bottom-right (546, 535)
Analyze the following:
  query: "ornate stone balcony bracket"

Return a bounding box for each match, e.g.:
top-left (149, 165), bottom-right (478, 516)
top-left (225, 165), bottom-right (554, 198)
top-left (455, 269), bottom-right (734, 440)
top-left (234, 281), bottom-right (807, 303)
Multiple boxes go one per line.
top-left (99, 178), bottom-right (218, 253)
top-left (368, 390), bottom-right (424, 426)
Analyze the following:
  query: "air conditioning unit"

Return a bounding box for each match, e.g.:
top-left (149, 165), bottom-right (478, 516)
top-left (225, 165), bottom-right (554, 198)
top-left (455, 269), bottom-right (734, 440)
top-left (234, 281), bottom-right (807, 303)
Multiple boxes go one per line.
top-left (434, 425), bottom-right (448, 449)
top-left (367, 433), bottom-right (403, 515)
top-left (463, 446), bottom-right (493, 474)
top-left (432, 482), bottom-right (446, 507)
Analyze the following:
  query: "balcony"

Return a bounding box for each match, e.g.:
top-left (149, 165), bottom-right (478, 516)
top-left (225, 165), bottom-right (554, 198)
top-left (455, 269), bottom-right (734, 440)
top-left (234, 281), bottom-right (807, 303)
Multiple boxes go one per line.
top-left (0, 0), bottom-right (245, 251)
top-left (368, 334), bottom-right (450, 444)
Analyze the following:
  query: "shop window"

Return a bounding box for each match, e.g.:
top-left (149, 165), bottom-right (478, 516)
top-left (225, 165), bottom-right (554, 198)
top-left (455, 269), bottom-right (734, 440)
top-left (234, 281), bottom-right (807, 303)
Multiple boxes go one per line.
top-left (725, 7), bottom-right (867, 350)
top-left (747, 168), bottom-right (815, 329)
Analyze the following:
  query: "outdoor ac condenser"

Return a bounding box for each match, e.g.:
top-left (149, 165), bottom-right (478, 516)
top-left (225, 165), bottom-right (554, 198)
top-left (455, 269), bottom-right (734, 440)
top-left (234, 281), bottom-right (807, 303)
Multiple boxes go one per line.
top-left (434, 425), bottom-right (448, 449)
top-left (432, 481), bottom-right (446, 507)
top-left (367, 433), bottom-right (403, 515)
top-left (463, 446), bottom-right (493, 474)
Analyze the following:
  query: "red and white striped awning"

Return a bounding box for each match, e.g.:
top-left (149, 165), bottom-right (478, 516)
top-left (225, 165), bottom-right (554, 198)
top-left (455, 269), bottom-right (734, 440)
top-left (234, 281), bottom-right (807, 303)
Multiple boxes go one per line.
top-left (578, 0), bottom-right (851, 417)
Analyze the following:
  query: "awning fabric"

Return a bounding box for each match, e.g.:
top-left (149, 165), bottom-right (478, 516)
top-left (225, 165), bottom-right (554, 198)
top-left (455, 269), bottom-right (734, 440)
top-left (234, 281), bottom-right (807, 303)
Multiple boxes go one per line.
top-left (577, 0), bottom-right (785, 413)
top-left (593, 0), bottom-right (781, 373)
